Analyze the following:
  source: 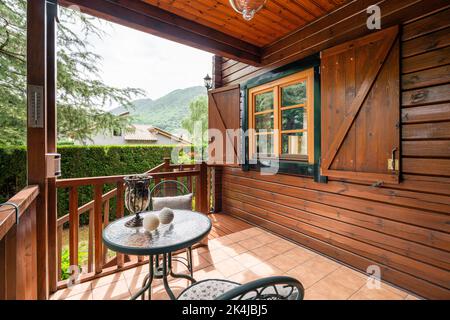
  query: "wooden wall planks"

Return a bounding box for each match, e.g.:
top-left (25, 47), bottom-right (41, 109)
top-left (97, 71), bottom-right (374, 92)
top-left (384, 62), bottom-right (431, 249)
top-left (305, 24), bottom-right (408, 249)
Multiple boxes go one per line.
top-left (217, 6), bottom-right (450, 299)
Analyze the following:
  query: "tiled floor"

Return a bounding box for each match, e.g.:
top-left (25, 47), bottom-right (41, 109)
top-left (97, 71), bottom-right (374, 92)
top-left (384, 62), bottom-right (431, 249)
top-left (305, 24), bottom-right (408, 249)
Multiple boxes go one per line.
top-left (51, 227), bottom-right (420, 300)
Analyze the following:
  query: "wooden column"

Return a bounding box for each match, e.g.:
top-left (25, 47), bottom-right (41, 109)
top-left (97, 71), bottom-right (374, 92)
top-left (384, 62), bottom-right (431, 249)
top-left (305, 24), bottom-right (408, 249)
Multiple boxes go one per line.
top-left (211, 166), bottom-right (222, 213)
top-left (27, 0), bottom-right (49, 300)
top-left (46, 0), bottom-right (58, 294)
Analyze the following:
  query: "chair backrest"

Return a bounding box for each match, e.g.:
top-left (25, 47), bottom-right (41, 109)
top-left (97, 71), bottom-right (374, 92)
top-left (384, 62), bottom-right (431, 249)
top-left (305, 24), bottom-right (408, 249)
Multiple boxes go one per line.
top-left (215, 276), bottom-right (304, 300)
top-left (149, 180), bottom-right (191, 210)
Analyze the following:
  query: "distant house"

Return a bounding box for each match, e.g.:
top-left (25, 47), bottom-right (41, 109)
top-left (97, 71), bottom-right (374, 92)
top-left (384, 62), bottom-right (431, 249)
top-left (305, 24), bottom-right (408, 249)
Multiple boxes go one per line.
top-left (77, 124), bottom-right (191, 146)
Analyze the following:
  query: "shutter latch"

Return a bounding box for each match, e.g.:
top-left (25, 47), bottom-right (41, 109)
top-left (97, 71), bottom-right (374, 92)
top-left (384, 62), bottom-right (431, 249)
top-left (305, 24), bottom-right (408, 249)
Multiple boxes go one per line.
top-left (388, 147), bottom-right (399, 171)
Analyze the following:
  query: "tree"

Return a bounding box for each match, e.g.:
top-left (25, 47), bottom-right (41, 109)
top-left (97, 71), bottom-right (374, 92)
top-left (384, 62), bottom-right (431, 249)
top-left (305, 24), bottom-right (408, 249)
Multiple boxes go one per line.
top-left (0, 0), bottom-right (144, 146)
top-left (181, 95), bottom-right (208, 136)
top-left (180, 95), bottom-right (208, 161)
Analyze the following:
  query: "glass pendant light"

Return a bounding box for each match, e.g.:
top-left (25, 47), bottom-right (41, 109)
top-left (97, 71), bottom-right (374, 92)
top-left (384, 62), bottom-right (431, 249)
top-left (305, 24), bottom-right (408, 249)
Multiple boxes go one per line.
top-left (229, 0), bottom-right (267, 21)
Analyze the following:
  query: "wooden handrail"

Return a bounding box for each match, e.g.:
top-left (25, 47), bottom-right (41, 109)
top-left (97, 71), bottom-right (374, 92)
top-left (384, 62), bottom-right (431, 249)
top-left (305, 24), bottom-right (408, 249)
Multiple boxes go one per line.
top-left (0, 185), bottom-right (39, 240)
top-left (57, 162), bottom-right (167, 226)
top-left (55, 169), bottom-right (200, 188)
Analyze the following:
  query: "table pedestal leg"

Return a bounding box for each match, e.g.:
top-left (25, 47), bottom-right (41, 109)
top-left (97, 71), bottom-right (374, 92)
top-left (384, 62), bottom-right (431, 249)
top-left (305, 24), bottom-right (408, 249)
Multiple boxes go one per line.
top-left (130, 255), bottom-right (154, 300)
top-left (131, 252), bottom-right (197, 300)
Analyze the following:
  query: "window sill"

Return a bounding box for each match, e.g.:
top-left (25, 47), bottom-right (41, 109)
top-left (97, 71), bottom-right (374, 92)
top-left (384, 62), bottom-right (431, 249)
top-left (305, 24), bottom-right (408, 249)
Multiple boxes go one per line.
top-left (247, 159), bottom-right (316, 177)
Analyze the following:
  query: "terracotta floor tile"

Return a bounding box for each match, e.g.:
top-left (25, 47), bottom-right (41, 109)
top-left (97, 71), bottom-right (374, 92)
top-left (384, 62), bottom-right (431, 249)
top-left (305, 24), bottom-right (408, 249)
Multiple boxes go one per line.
top-left (201, 248), bottom-right (231, 264)
top-left (405, 294), bottom-right (421, 300)
top-left (208, 236), bottom-right (235, 249)
top-left (238, 237), bottom-right (265, 250)
top-left (266, 239), bottom-right (297, 253)
top-left (233, 252), bottom-right (264, 268)
top-left (226, 231), bottom-right (252, 242)
top-left (267, 253), bottom-right (302, 272)
top-left (220, 243), bottom-right (248, 257)
top-left (228, 269), bottom-right (260, 284)
top-left (248, 262), bottom-right (282, 278)
top-left (324, 267), bottom-right (367, 292)
top-left (92, 279), bottom-right (131, 300)
top-left (194, 265), bottom-right (225, 281)
top-left (125, 272), bottom-right (162, 296)
top-left (194, 246), bottom-right (210, 255)
top-left (379, 282), bottom-right (410, 298)
top-left (284, 247), bottom-right (317, 262)
top-left (57, 291), bottom-right (93, 300)
top-left (302, 255), bottom-right (341, 275)
top-left (50, 281), bottom-right (92, 300)
top-left (284, 260), bottom-right (336, 289)
top-left (349, 285), bottom-right (405, 300)
top-left (215, 258), bottom-right (247, 277)
top-left (250, 246), bottom-right (280, 260)
top-left (122, 265), bottom-right (149, 280)
top-left (246, 227), bottom-right (265, 237)
top-left (253, 233), bottom-right (279, 245)
top-left (90, 272), bottom-right (125, 289)
top-left (50, 282), bottom-right (92, 300)
top-left (306, 275), bottom-right (358, 300)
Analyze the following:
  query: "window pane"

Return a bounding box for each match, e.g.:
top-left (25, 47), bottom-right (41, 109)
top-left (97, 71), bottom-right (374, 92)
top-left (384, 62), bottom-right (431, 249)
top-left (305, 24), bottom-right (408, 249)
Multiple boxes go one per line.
top-left (281, 81), bottom-right (306, 107)
top-left (255, 113), bottom-right (274, 132)
top-left (255, 91), bottom-right (274, 112)
top-left (281, 132), bottom-right (307, 156)
top-left (256, 134), bottom-right (274, 157)
top-left (281, 107), bottom-right (307, 131)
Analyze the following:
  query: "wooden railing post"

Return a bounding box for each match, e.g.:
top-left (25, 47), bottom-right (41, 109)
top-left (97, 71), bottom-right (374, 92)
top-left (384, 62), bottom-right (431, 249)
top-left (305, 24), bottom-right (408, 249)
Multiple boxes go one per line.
top-left (163, 157), bottom-right (171, 170)
top-left (116, 182), bottom-right (125, 268)
top-left (87, 209), bottom-right (94, 273)
top-left (195, 162), bottom-right (209, 214)
top-left (102, 200), bottom-right (110, 264)
top-left (57, 225), bottom-right (62, 281)
top-left (94, 185), bottom-right (103, 274)
top-left (68, 187), bottom-right (79, 269)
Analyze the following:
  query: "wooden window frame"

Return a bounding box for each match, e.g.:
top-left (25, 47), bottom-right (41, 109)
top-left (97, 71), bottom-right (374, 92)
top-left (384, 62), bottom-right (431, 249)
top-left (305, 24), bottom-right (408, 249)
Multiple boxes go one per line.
top-left (248, 69), bottom-right (315, 164)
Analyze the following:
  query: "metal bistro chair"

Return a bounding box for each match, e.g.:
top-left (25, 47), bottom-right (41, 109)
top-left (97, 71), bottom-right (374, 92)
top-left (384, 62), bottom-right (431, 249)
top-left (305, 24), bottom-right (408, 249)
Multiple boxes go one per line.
top-left (149, 179), bottom-right (195, 277)
top-left (177, 276), bottom-right (304, 300)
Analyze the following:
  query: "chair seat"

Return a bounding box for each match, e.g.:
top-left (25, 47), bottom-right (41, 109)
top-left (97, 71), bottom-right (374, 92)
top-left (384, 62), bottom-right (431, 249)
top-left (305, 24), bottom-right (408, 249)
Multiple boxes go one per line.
top-left (178, 279), bottom-right (241, 300)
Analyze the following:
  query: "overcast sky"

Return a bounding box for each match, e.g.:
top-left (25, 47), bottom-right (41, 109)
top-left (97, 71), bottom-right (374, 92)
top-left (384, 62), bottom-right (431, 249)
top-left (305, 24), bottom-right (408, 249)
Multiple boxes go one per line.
top-left (69, 14), bottom-right (213, 107)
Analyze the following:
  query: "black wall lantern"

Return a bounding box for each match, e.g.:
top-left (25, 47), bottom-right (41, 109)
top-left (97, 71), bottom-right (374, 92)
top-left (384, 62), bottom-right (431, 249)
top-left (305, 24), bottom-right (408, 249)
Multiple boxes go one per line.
top-left (204, 74), bottom-right (212, 90)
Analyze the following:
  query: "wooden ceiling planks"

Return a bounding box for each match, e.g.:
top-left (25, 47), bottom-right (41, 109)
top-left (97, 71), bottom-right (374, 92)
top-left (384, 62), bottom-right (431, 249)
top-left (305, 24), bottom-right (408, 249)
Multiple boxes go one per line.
top-left (141, 0), bottom-right (349, 47)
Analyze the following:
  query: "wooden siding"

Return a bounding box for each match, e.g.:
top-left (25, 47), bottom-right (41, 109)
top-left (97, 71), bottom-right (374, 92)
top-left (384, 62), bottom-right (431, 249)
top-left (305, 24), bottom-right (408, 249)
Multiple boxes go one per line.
top-left (218, 6), bottom-right (450, 299)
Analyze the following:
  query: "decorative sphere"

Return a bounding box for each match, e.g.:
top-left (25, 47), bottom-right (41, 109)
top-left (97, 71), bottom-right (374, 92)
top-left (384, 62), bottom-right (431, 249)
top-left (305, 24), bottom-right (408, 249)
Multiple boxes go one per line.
top-left (143, 214), bottom-right (160, 231)
top-left (159, 207), bottom-right (174, 225)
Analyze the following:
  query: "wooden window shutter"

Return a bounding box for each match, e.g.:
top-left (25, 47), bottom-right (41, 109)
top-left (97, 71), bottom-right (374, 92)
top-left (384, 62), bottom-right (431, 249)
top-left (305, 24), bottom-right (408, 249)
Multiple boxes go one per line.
top-left (321, 26), bottom-right (400, 184)
top-left (208, 84), bottom-right (241, 166)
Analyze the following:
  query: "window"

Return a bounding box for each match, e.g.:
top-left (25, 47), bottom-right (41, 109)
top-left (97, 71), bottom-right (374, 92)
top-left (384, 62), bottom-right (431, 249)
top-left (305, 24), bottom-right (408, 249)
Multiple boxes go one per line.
top-left (113, 128), bottom-right (122, 136)
top-left (248, 68), bottom-right (315, 163)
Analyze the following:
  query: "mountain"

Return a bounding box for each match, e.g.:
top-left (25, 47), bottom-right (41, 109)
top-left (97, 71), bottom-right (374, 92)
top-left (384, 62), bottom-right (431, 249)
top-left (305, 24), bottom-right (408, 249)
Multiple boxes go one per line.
top-left (111, 86), bottom-right (207, 133)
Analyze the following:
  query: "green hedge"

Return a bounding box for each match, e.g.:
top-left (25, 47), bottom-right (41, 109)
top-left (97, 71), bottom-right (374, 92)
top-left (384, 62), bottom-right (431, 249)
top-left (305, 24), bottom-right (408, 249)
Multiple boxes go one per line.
top-left (0, 145), bottom-right (180, 224)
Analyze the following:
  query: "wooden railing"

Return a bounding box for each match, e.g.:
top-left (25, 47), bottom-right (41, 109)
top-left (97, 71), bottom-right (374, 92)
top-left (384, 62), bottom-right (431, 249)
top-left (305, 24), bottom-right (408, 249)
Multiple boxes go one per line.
top-left (54, 159), bottom-right (209, 289)
top-left (0, 185), bottom-right (39, 299)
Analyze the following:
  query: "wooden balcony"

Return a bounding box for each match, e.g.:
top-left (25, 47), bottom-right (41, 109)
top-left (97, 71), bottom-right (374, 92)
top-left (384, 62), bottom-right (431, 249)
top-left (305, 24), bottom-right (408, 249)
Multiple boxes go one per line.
top-left (1, 0), bottom-right (449, 301)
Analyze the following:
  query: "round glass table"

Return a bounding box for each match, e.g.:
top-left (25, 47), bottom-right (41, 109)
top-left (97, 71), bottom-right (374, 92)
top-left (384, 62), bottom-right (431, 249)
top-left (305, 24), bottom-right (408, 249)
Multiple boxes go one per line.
top-left (103, 210), bottom-right (212, 300)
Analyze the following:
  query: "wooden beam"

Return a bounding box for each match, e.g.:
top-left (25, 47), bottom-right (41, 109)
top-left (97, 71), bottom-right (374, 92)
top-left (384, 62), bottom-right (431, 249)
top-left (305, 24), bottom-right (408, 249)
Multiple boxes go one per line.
top-left (59, 0), bottom-right (261, 65)
top-left (27, 0), bottom-right (49, 300)
top-left (212, 55), bottom-right (223, 89)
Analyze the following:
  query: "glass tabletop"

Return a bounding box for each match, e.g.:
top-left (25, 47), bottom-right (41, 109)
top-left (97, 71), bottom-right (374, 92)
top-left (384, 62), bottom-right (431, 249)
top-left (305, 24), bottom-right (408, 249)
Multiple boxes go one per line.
top-left (103, 210), bottom-right (212, 255)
